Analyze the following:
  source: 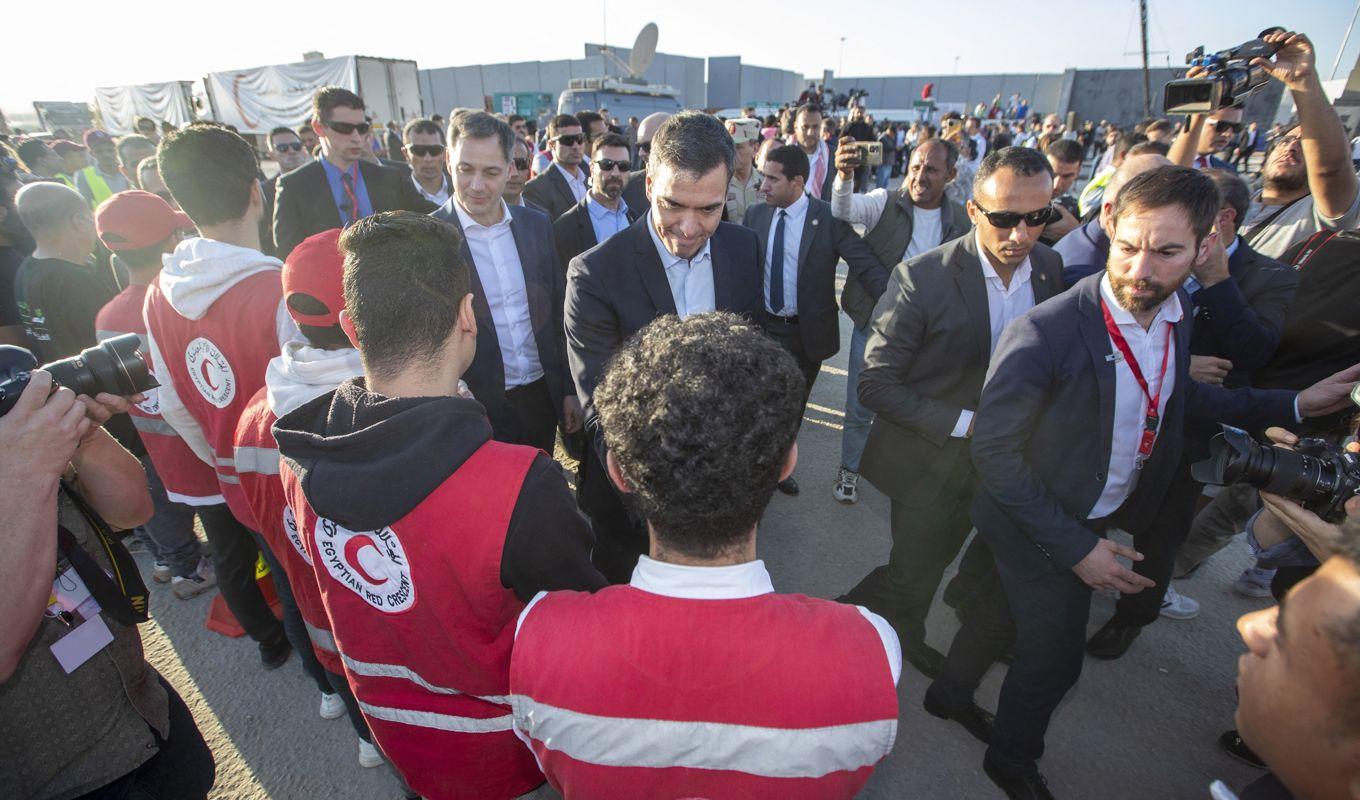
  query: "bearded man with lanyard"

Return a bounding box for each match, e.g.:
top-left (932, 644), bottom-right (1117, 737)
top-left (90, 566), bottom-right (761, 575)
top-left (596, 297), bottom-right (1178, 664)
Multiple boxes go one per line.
top-left (924, 165), bottom-right (1360, 799)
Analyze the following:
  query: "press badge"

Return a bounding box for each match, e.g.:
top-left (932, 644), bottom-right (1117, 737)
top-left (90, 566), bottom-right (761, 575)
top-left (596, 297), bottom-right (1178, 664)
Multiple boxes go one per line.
top-left (47, 567), bottom-right (113, 673)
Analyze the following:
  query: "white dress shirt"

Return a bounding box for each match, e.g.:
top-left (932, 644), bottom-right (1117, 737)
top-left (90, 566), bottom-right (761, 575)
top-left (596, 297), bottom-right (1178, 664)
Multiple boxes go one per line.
top-left (554, 161), bottom-right (588, 203)
top-left (764, 193), bottom-right (809, 316)
top-left (1088, 273), bottom-right (1181, 519)
top-left (411, 173), bottom-right (450, 206)
top-left (952, 234), bottom-right (1037, 437)
top-left (646, 211), bottom-right (716, 318)
top-left (453, 200), bottom-right (544, 388)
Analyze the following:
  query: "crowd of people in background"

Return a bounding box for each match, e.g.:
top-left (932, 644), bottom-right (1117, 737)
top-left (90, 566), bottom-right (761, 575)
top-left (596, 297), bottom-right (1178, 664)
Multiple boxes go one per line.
top-left (2, 26), bottom-right (1360, 800)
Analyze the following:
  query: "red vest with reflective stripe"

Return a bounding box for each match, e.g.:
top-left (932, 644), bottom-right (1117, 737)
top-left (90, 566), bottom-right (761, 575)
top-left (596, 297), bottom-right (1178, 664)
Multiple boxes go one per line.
top-left (281, 440), bottom-right (543, 800)
top-left (143, 271), bottom-right (283, 529)
top-left (510, 587), bottom-right (900, 799)
top-left (233, 387), bottom-right (340, 672)
top-left (96, 284), bottom-right (221, 502)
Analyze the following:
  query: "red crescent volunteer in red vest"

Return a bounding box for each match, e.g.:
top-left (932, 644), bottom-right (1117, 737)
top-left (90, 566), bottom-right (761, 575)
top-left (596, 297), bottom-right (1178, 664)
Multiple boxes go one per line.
top-left (272, 212), bottom-right (605, 800)
top-left (232, 228), bottom-right (380, 766)
top-left (510, 313), bottom-right (902, 799)
top-left (141, 124), bottom-right (292, 668)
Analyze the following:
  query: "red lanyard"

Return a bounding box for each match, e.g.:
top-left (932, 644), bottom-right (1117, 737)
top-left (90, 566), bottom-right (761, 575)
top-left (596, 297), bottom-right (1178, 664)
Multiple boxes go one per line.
top-left (1100, 297), bottom-right (1173, 465)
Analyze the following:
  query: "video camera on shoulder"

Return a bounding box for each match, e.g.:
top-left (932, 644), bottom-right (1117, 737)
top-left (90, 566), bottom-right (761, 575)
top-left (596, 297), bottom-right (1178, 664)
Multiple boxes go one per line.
top-left (1163, 26), bottom-right (1285, 114)
top-left (0, 334), bottom-right (158, 417)
top-left (1192, 424), bottom-right (1360, 523)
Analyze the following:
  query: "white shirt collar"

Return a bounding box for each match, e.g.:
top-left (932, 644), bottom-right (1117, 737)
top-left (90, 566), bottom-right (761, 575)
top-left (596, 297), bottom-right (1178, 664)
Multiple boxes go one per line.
top-left (452, 197), bottom-right (512, 232)
top-left (411, 172), bottom-right (449, 201)
top-left (1099, 271), bottom-right (1184, 327)
top-left (554, 160), bottom-right (586, 186)
top-left (1225, 236), bottom-right (1240, 258)
top-left (974, 231), bottom-right (1033, 285)
top-left (630, 555), bottom-right (775, 600)
top-left (646, 210), bottom-right (712, 270)
top-left (775, 191), bottom-right (810, 222)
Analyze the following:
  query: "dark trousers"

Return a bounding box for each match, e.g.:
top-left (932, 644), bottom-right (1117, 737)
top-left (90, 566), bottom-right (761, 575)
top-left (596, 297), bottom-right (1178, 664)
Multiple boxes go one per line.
top-left (75, 675), bottom-right (216, 800)
top-left (504, 377), bottom-right (558, 453)
top-left (1109, 457), bottom-right (1198, 627)
top-left (199, 504), bottom-right (284, 646)
top-left (579, 441), bottom-right (647, 584)
top-left (250, 530), bottom-right (330, 695)
top-left (840, 451), bottom-right (976, 641)
top-left (763, 316), bottom-right (821, 420)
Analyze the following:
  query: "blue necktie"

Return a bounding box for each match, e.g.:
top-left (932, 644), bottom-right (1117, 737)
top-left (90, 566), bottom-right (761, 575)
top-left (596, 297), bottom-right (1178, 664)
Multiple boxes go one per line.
top-left (770, 209), bottom-right (786, 314)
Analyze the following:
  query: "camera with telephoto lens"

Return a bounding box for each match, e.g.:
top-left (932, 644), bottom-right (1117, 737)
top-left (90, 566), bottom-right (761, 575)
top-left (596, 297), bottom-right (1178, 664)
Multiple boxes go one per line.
top-left (0, 334), bottom-right (158, 417)
top-left (1191, 424), bottom-right (1360, 523)
top-left (1163, 26), bottom-right (1285, 114)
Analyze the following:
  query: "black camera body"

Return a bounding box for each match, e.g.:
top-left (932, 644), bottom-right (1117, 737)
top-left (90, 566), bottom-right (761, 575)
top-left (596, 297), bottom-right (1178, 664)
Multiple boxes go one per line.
top-left (0, 334), bottom-right (159, 417)
top-left (1192, 425), bottom-right (1360, 523)
top-left (1163, 27), bottom-right (1284, 114)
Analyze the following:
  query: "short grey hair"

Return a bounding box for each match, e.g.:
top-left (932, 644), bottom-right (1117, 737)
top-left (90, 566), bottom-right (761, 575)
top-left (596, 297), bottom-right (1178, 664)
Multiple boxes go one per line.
top-left (15, 181), bottom-right (90, 236)
top-left (447, 111), bottom-right (515, 162)
top-left (647, 112), bottom-right (734, 180)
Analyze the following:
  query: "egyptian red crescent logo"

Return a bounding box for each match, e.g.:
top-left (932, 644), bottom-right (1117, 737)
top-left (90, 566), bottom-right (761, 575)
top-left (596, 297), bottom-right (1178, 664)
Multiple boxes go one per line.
top-left (344, 535), bottom-right (388, 585)
top-left (230, 74), bottom-right (260, 129)
top-left (199, 358), bottom-right (220, 391)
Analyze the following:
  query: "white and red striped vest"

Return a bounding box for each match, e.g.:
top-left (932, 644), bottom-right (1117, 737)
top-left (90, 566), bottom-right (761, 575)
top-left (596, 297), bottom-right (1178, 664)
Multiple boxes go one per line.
top-left (96, 285), bottom-right (222, 503)
top-left (233, 386), bottom-right (339, 672)
top-left (143, 271), bottom-right (283, 529)
top-left (510, 586), bottom-right (900, 799)
top-left (281, 440), bottom-right (544, 800)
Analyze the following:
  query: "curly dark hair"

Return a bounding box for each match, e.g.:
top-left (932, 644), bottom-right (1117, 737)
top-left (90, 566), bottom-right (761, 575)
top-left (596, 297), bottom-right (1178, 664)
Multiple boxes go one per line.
top-left (594, 312), bottom-right (804, 558)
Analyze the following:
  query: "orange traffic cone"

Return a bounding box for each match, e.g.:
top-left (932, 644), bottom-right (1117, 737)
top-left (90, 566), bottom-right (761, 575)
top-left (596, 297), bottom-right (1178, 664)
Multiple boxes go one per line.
top-left (204, 552), bottom-right (285, 637)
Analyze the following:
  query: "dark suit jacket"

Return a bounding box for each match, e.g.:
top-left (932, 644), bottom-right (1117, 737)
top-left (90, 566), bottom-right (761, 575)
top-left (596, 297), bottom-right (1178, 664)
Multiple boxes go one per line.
top-left (621, 168), bottom-right (648, 217)
top-left (742, 197), bottom-right (889, 362)
top-left (429, 201), bottom-right (570, 442)
top-left (1053, 217), bottom-right (1108, 289)
top-left (259, 174), bottom-right (281, 257)
top-left (523, 164), bottom-right (584, 221)
top-left (565, 219), bottom-right (765, 460)
top-left (273, 159), bottom-right (436, 258)
top-left (970, 273), bottom-right (1298, 580)
top-left (857, 235), bottom-right (1064, 506)
top-left (1188, 240), bottom-right (1299, 387)
top-left (553, 195), bottom-right (642, 276)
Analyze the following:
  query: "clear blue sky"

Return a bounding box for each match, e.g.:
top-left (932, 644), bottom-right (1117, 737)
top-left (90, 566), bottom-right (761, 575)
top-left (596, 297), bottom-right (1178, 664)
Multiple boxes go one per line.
top-left (2, 1), bottom-right (1357, 115)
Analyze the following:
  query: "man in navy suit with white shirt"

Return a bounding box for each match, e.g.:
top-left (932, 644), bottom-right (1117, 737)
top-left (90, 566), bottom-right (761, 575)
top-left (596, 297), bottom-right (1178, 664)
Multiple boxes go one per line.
top-left (925, 166), bottom-right (1360, 798)
top-left (565, 112), bottom-right (765, 583)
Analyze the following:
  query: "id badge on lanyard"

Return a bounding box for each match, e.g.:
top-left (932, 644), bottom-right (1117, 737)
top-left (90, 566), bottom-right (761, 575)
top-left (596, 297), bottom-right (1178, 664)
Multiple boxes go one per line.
top-left (1101, 298), bottom-right (1173, 470)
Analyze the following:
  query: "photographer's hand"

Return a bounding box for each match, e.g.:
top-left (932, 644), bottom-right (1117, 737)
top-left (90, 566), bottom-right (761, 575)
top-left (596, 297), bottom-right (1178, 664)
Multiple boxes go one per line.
top-left (1295, 362), bottom-right (1360, 419)
top-left (1260, 491), bottom-right (1348, 562)
top-left (1252, 31), bottom-right (1316, 91)
top-left (834, 137), bottom-right (860, 180)
top-left (1071, 538), bottom-right (1156, 593)
top-left (1044, 202), bottom-right (1078, 241)
top-left (0, 371), bottom-right (88, 480)
top-left (75, 391), bottom-right (143, 448)
top-left (1191, 231), bottom-right (1230, 288)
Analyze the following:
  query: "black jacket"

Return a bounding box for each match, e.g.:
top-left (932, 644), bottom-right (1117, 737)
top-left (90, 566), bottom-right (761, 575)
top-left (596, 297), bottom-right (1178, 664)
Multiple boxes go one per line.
top-left (273, 379), bottom-right (605, 601)
top-left (429, 200), bottom-right (571, 444)
top-left (743, 196), bottom-right (889, 362)
top-left (552, 195), bottom-right (642, 275)
top-left (1188, 240), bottom-right (1298, 388)
top-left (272, 159), bottom-right (436, 259)
top-left (523, 164), bottom-right (584, 221)
top-left (857, 235), bottom-right (1063, 507)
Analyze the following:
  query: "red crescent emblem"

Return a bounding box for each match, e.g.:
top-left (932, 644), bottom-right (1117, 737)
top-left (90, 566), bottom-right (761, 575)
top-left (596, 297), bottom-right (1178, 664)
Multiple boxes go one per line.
top-left (231, 73), bottom-right (260, 130)
top-left (344, 535), bottom-right (388, 585)
top-left (199, 358), bottom-right (220, 392)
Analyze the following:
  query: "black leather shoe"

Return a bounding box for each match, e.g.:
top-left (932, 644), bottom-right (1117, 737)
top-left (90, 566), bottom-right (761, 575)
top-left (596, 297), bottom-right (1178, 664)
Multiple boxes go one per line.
top-left (1085, 620), bottom-right (1143, 660)
top-left (259, 634), bottom-right (292, 671)
top-left (983, 758), bottom-right (1056, 800)
top-left (901, 636), bottom-right (945, 679)
top-left (1218, 729), bottom-right (1266, 768)
top-left (777, 477), bottom-right (799, 495)
top-left (923, 691), bottom-right (994, 744)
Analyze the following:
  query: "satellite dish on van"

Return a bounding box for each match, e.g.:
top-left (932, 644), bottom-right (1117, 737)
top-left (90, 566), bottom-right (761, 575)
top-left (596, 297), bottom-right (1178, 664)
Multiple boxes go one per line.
top-left (628, 23), bottom-right (659, 78)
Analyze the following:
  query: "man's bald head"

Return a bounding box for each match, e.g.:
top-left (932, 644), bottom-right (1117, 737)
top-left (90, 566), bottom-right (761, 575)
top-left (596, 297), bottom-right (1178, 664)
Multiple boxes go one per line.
top-left (1100, 153), bottom-right (1172, 234)
top-left (15, 181), bottom-right (92, 238)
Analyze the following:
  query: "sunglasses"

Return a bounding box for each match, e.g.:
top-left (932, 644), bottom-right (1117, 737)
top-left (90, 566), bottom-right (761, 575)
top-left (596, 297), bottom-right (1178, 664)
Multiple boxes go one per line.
top-left (513, 157), bottom-right (531, 172)
top-left (409, 144), bottom-right (446, 158)
top-left (593, 159), bottom-right (629, 172)
top-left (552, 134), bottom-right (585, 147)
top-left (1209, 120), bottom-right (1244, 134)
top-left (275, 142), bottom-right (303, 152)
top-left (325, 120), bottom-right (372, 136)
top-left (973, 201), bottom-right (1058, 229)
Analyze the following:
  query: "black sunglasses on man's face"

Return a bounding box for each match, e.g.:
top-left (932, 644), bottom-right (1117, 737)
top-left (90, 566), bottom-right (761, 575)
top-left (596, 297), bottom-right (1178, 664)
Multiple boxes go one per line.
top-left (325, 120), bottom-right (371, 136)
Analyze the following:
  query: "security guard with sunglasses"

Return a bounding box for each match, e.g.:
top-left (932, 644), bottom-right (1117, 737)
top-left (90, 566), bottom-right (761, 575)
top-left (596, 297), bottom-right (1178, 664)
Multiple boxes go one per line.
top-left (836, 146), bottom-right (1065, 687)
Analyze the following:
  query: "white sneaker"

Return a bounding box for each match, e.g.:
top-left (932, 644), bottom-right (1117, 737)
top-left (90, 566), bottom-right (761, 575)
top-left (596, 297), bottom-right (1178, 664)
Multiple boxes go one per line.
top-left (319, 692), bottom-right (345, 720)
top-left (1159, 584), bottom-right (1200, 620)
top-left (152, 562), bottom-right (173, 584)
top-left (358, 739), bottom-right (384, 768)
top-left (1232, 566), bottom-right (1276, 599)
top-left (832, 467), bottom-right (859, 504)
top-left (172, 558), bottom-right (218, 600)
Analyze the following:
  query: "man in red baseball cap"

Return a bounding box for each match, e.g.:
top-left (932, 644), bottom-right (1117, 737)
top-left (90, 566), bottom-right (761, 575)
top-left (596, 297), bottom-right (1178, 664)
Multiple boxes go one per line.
top-left (231, 228), bottom-right (384, 769)
top-left (94, 191), bottom-right (218, 598)
top-left (74, 130), bottom-right (130, 207)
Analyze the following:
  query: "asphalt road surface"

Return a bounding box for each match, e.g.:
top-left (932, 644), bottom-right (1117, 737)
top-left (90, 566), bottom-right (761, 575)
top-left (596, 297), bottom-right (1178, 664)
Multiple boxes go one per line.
top-left (136, 265), bottom-right (1273, 800)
